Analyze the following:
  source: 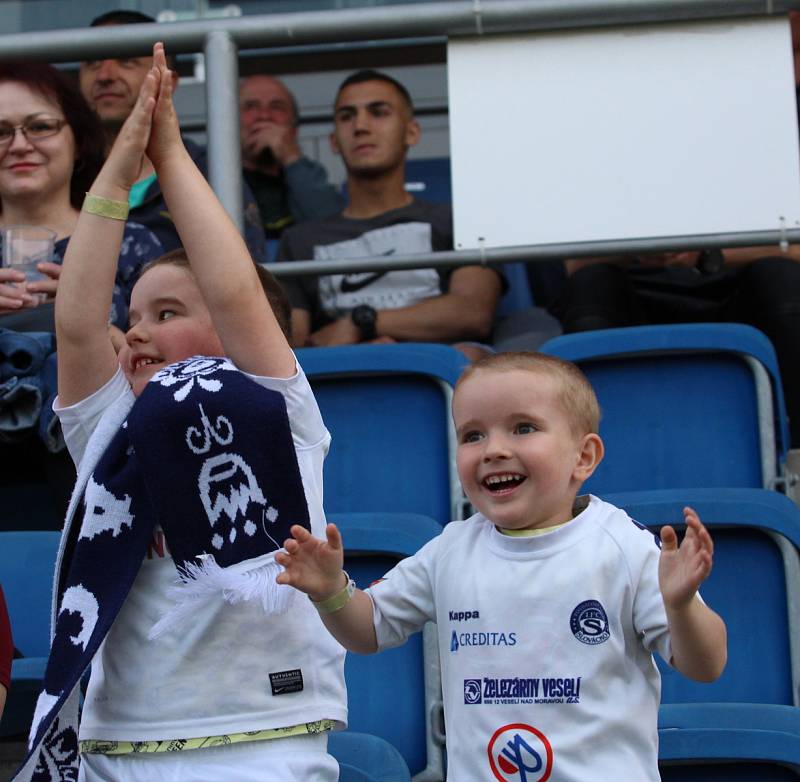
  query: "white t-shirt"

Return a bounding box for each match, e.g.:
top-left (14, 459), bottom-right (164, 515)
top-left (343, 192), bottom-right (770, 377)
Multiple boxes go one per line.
top-left (55, 362), bottom-right (347, 742)
top-left (367, 495), bottom-right (672, 782)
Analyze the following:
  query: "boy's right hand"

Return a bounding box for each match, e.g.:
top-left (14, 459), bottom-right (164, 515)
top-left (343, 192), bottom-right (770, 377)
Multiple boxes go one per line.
top-left (275, 523), bottom-right (346, 602)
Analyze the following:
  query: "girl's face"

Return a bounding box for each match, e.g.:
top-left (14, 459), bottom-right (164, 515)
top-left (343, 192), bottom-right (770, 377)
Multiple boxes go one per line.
top-left (0, 81), bottom-right (76, 206)
top-left (120, 264), bottom-right (225, 397)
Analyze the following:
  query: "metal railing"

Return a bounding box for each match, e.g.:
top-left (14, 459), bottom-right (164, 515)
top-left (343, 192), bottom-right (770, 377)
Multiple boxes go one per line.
top-left (1, 0), bottom-right (798, 272)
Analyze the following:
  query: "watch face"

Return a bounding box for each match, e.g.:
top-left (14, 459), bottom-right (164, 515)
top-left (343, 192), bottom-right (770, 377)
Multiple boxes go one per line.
top-left (352, 305), bottom-right (374, 325)
top-left (351, 305), bottom-right (377, 339)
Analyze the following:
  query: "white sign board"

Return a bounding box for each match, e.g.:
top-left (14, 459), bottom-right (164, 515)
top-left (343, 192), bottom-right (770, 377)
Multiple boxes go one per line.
top-left (448, 18), bottom-right (800, 250)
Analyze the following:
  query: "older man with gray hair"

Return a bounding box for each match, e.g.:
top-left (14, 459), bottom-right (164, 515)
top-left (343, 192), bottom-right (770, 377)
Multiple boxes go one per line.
top-left (239, 74), bottom-right (343, 246)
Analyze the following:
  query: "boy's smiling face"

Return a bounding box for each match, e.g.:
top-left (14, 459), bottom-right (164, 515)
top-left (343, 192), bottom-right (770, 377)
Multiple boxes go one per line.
top-left (453, 368), bottom-right (601, 531)
top-left (119, 263), bottom-right (224, 396)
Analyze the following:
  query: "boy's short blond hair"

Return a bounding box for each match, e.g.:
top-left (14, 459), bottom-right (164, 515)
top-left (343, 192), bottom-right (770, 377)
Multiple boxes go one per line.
top-left (456, 351), bottom-right (601, 437)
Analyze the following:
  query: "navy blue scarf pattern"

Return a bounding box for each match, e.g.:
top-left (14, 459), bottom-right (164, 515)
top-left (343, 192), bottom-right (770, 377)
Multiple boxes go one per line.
top-left (13, 357), bottom-right (310, 781)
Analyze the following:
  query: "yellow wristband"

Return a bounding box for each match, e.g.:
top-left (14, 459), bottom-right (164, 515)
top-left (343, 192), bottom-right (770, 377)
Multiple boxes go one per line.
top-left (83, 192), bottom-right (130, 221)
top-left (311, 571), bottom-right (355, 615)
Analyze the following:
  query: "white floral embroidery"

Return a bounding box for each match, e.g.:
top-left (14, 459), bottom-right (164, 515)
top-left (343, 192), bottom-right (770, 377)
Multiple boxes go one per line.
top-left (151, 357), bottom-right (236, 401)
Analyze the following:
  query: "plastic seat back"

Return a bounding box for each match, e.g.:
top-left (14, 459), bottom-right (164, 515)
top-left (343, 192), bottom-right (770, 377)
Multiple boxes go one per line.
top-left (541, 324), bottom-right (789, 493)
top-left (331, 513), bottom-right (443, 779)
top-left (298, 344), bottom-right (468, 524)
top-left (0, 530), bottom-right (58, 737)
top-left (328, 730), bottom-right (411, 782)
top-left (606, 488), bottom-right (800, 706)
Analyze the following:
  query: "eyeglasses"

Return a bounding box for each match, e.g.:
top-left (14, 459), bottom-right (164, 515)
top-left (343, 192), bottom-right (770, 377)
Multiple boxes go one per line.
top-left (0, 118), bottom-right (66, 146)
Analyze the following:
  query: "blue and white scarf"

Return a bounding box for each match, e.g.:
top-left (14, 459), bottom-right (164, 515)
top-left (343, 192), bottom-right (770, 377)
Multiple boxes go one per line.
top-left (12, 357), bottom-right (310, 781)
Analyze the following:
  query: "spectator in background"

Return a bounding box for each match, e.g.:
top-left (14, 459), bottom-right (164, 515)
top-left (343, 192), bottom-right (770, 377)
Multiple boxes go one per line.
top-left (0, 61), bottom-right (161, 331)
top-left (277, 69), bottom-right (503, 361)
top-left (79, 10), bottom-right (268, 263)
top-left (239, 75), bottom-right (342, 252)
top-left (0, 62), bottom-right (163, 523)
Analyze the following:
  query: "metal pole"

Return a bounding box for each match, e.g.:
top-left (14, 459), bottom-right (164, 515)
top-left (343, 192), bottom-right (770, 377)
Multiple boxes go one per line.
top-left (268, 228), bottom-right (800, 277)
top-left (203, 30), bottom-right (243, 233)
top-left (0, 0), bottom-right (798, 62)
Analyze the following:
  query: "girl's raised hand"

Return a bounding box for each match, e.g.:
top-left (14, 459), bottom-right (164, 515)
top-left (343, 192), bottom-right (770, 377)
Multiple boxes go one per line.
top-left (146, 42), bottom-right (183, 169)
top-left (95, 63), bottom-right (160, 192)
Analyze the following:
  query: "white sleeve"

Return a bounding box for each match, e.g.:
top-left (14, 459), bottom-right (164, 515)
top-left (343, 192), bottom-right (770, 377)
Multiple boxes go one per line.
top-left (243, 357), bottom-right (329, 452)
top-left (53, 367), bottom-right (133, 469)
top-left (632, 533), bottom-right (673, 665)
top-left (243, 357), bottom-right (330, 538)
top-left (366, 534), bottom-right (441, 651)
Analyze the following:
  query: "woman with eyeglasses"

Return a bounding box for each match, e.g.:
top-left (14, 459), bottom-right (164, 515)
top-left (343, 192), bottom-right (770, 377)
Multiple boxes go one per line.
top-left (0, 62), bottom-right (162, 331)
top-left (0, 64), bottom-right (163, 527)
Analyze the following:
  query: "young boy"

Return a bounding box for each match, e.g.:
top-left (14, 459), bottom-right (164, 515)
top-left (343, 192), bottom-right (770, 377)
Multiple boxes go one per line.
top-left (15, 45), bottom-right (344, 782)
top-left (277, 351), bottom-right (728, 781)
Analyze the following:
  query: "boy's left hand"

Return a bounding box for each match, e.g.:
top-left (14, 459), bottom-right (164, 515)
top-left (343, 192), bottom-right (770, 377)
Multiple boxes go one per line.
top-left (658, 506), bottom-right (714, 610)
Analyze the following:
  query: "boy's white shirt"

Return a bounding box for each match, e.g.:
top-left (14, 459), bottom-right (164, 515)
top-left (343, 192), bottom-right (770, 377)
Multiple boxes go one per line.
top-left (53, 360), bottom-right (347, 741)
top-left (367, 495), bottom-right (672, 781)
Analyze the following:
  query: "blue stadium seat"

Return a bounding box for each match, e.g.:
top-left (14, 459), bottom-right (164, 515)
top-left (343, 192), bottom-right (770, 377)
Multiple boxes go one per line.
top-left (605, 488), bottom-right (800, 707)
top-left (659, 703), bottom-right (800, 779)
top-left (605, 489), bottom-right (800, 777)
top-left (540, 324), bottom-right (790, 494)
top-left (0, 530), bottom-right (58, 737)
top-left (331, 512), bottom-right (444, 780)
top-left (297, 344), bottom-right (468, 524)
top-left (404, 157), bottom-right (452, 206)
top-left (329, 731), bottom-right (411, 782)
top-left (495, 260), bottom-right (535, 317)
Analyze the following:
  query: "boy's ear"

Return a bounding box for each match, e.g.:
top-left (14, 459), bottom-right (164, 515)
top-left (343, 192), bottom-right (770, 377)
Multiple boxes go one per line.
top-left (329, 131), bottom-right (341, 157)
top-left (573, 433), bottom-right (604, 484)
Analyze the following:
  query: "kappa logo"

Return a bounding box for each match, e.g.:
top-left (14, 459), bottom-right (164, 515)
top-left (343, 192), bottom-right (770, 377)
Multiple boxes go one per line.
top-left (488, 723), bottom-right (553, 782)
top-left (449, 610), bottom-right (480, 621)
top-left (570, 600), bottom-right (610, 645)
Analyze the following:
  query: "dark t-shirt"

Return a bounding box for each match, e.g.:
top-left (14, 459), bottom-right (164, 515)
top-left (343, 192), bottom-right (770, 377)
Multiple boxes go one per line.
top-left (243, 168), bottom-right (294, 239)
top-left (276, 200), bottom-right (457, 331)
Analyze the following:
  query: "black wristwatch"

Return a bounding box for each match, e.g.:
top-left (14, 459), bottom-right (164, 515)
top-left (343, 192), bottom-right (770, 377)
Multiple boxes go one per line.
top-left (351, 304), bottom-right (377, 341)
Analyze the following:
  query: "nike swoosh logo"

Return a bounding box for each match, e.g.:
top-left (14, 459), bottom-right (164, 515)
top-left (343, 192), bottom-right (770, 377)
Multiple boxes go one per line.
top-left (338, 248), bottom-right (395, 293)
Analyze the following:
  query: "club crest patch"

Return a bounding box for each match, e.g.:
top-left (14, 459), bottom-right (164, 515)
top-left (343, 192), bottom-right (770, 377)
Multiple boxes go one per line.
top-left (570, 600), bottom-right (610, 645)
